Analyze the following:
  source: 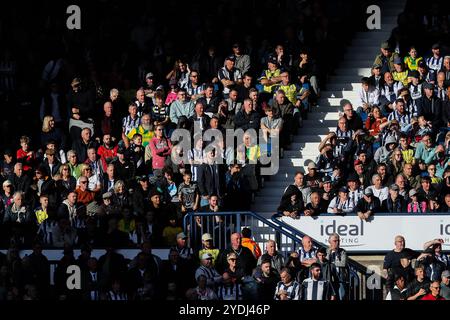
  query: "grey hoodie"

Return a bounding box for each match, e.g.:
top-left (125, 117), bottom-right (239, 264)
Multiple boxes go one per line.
top-left (374, 135), bottom-right (397, 164)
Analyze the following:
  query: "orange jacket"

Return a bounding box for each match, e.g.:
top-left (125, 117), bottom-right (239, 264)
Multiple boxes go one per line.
top-left (241, 238), bottom-right (262, 259)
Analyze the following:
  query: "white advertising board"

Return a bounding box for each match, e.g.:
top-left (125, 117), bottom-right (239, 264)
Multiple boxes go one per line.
top-left (280, 214), bottom-right (450, 252)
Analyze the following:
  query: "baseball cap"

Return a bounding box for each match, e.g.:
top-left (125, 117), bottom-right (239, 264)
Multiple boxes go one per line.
top-left (202, 233), bottom-right (213, 241)
top-left (372, 63), bottom-right (382, 69)
top-left (339, 187), bottom-right (349, 193)
top-left (117, 147), bottom-right (126, 154)
top-left (145, 72), bottom-right (154, 79)
top-left (71, 78), bottom-right (81, 87)
top-left (389, 184), bottom-right (400, 191)
top-left (201, 253), bottom-right (213, 260)
top-left (380, 41), bottom-right (390, 50)
top-left (268, 55), bottom-right (278, 65)
top-left (225, 55), bottom-right (236, 62)
top-left (393, 57), bottom-right (403, 64)
top-left (176, 232), bottom-right (187, 240)
top-left (442, 270), bottom-right (450, 278)
top-left (409, 189), bottom-right (417, 197)
top-left (364, 187), bottom-right (373, 196)
top-left (347, 173), bottom-right (359, 182)
top-left (102, 192), bottom-right (112, 199)
top-left (307, 162), bottom-right (317, 169)
top-left (432, 43), bottom-right (440, 49)
top-left (354, 159), bottom-right (363, 166)
top-left (322, 176), bottom-right (332, 183)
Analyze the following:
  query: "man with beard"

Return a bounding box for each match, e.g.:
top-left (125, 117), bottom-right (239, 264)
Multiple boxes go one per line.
top-left (97, 134), bottom-right (118, 172)
top-left (126, 113), bottom-right (154, 148)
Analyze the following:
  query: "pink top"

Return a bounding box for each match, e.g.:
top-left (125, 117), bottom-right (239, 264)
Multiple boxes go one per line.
top-left (149, 137), bottom-right (172, 170)
top-left (165, 92), bottom-right (177, 105)
top-left (407, 201), bottom-right (427, 213)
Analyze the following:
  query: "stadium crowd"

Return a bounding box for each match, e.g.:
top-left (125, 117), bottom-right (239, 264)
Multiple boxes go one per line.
top-left (0, 0), bottom-right (448, 301)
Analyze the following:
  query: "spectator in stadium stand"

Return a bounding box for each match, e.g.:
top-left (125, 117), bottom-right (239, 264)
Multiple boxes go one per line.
top-left (257, 240), bottom-right (284, 274)
top-left (315, 247), bottom-right (339, 288)
top-left (421, 239), bottom-right (449, 281)
top-left (223, 252), bottom-right (245, 284)
top-left (274, 267), bottom-right (300, 301)
top-left (300, 263), bottom-right (336, 301)
top-left (356, 78), bottom-right (380, 123)
top-left (304, 162), bottom-right (323, 192)
top-left (406, 264), bottom-right (432, 300)
top-left (66, 78), bottom-right (94, 119)
top-left (295, 47), bottom-right (320, 100)
top-left (367, 174), bottom-right (389, 203)
top-left (185, 70), bottom-right (205, 102)
top-left (385, 274), bottom-right (408, 300)
top-left (260, 105), bottom-right (283, 155)
top-left (369, 64), bottom-right (384, 91)
top-left (72, 128), bottom-right (98, 164)
top-left (3, 191), bottom-right (35, 245)
top-left (121, 103), bottom-right (141, 138)
top-left (416, 83), bottom-right (443, 136)
top-left (341, 103), bottom-right (363, 132)
top-left (198, 233), bottom-right (220, 267)
top-left (304, 191), bottom-right (327, 216)
top-left (193, 274), bottom-right (218, 301)
top-left (327, 187), bottom-right (354, 214)
top-left (382, 184), bottom-right (406, 213)
top-left (190, 101), bottom-right (211, 135)
top-left (97, 136), bottom-right (118, 174)
top-left (439, 271), bottom-right (450, 300)
top-left (407, 188), bottom-right (426, 213)
top-left (171, 232), bottom-right (194, 261)
top-left (392, 57), bottom-right (409, 87)
top-left (148, 125), bottom-right (172, 176)
top-left (234, 98), bottom-right (261, 131)
top-left (434, 72), bottom-right (447, 101)
top-left (161, 248), bottom-right (195, 300)
top-left (42, 148), bottom-right (61, 179)
top-left (195, 252), bottom-right (222, 290)
top-left (126, 113), bottom-right (154, 148)
top-left (373, 42), bottom-right (399, 74)
top-left (74, 176), bottom-right (95, 206)
top-left (320, 176), bottom-right (337, 208)
top-left (383, 235), bottom-right (429, 290)
top-left (277, 185), bottom-right (304, 219)
top-left (241, 227), bottom-right (262, 260)
top-left (231, 43), bottom-right (251, 75)
top-left (98, 101), bottom-right (121, 139)
top-left (216, 233), bottom-right (256, 276)
top-left (196, 84), bottom-right (221, 117)
top-left (365, 107), bottom-right (388, 146)
top-left (327, 233), bottom-right (349, 300)
top-left (134, 89), bottom-right (153, 118)
top-left (41, 116), bottom-right (67, 152)
top-left (253, 258), bottom-right (280, 301)
top-left (416, 175), bottom-right (438, 202)
top-left (270, 90), bottom-right (294, 149)
top-left (258, 56), bottom-right (282, 100)
top-left (355, 187), bottom-right (381, 221)
top-left (9, 163), bottom-right (31, 201)
top-left (420, 281), bottom-right (446, 300)
top-left (374, 135), bottom-right (398, 165)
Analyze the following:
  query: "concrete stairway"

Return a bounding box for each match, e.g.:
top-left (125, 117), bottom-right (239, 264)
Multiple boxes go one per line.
top-left (252, 0), bottom-right (406, 218)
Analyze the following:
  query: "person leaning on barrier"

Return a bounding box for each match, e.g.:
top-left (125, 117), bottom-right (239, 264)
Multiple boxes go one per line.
top-left (355, 187), bottom-right (381, 221)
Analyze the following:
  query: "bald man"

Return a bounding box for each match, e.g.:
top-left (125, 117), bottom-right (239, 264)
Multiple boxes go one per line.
top-left (216, 233), bottom-right (257, 276)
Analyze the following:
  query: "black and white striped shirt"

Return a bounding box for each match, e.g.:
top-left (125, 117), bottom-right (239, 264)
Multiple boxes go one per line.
top-left (274, 281), bottom-right (300, 300)
top-left (301, 278), bottom-right (335, 300)
top-left (217, 283), bottom-right (243, 300)
top-left (426, 56), bottom-right (443, 74)
top-left (107, 291), bottom-right (128, 301)
top-left (195, 266), bottom-right (221, 284)
top-left (298, 247), bottom-right (317, 262)
top-left (387, 110), bottom-right (412, 128)
top-left (122, 115), bottom-right (141, 136)
top-left (37, 220), bottom-right (58, 246)
top-left (409, 83), bottom-right (423, 101)
top-left (435, 86), bottom-right (448, 101)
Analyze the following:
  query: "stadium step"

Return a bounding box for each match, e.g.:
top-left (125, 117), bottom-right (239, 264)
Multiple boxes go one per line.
top-left (252, 0), bottom-right (406, 215)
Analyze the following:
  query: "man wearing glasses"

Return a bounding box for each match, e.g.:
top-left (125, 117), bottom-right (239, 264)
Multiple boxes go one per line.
top-left (419, 281), bottom-right (445, 300)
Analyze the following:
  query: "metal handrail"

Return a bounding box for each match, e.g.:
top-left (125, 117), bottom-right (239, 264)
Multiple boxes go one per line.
top-left (183, 210), bottom-right (381, 300)
top-left (271, 212), bottom-right (385, 300)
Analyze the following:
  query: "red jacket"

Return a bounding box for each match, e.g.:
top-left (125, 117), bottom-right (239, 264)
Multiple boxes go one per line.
top-left (16, 149), bottom-right (35, 172)
top-left (97, 145), bottom-right (118, 171)
top-left (421, 294), bottom-right (445, 300)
